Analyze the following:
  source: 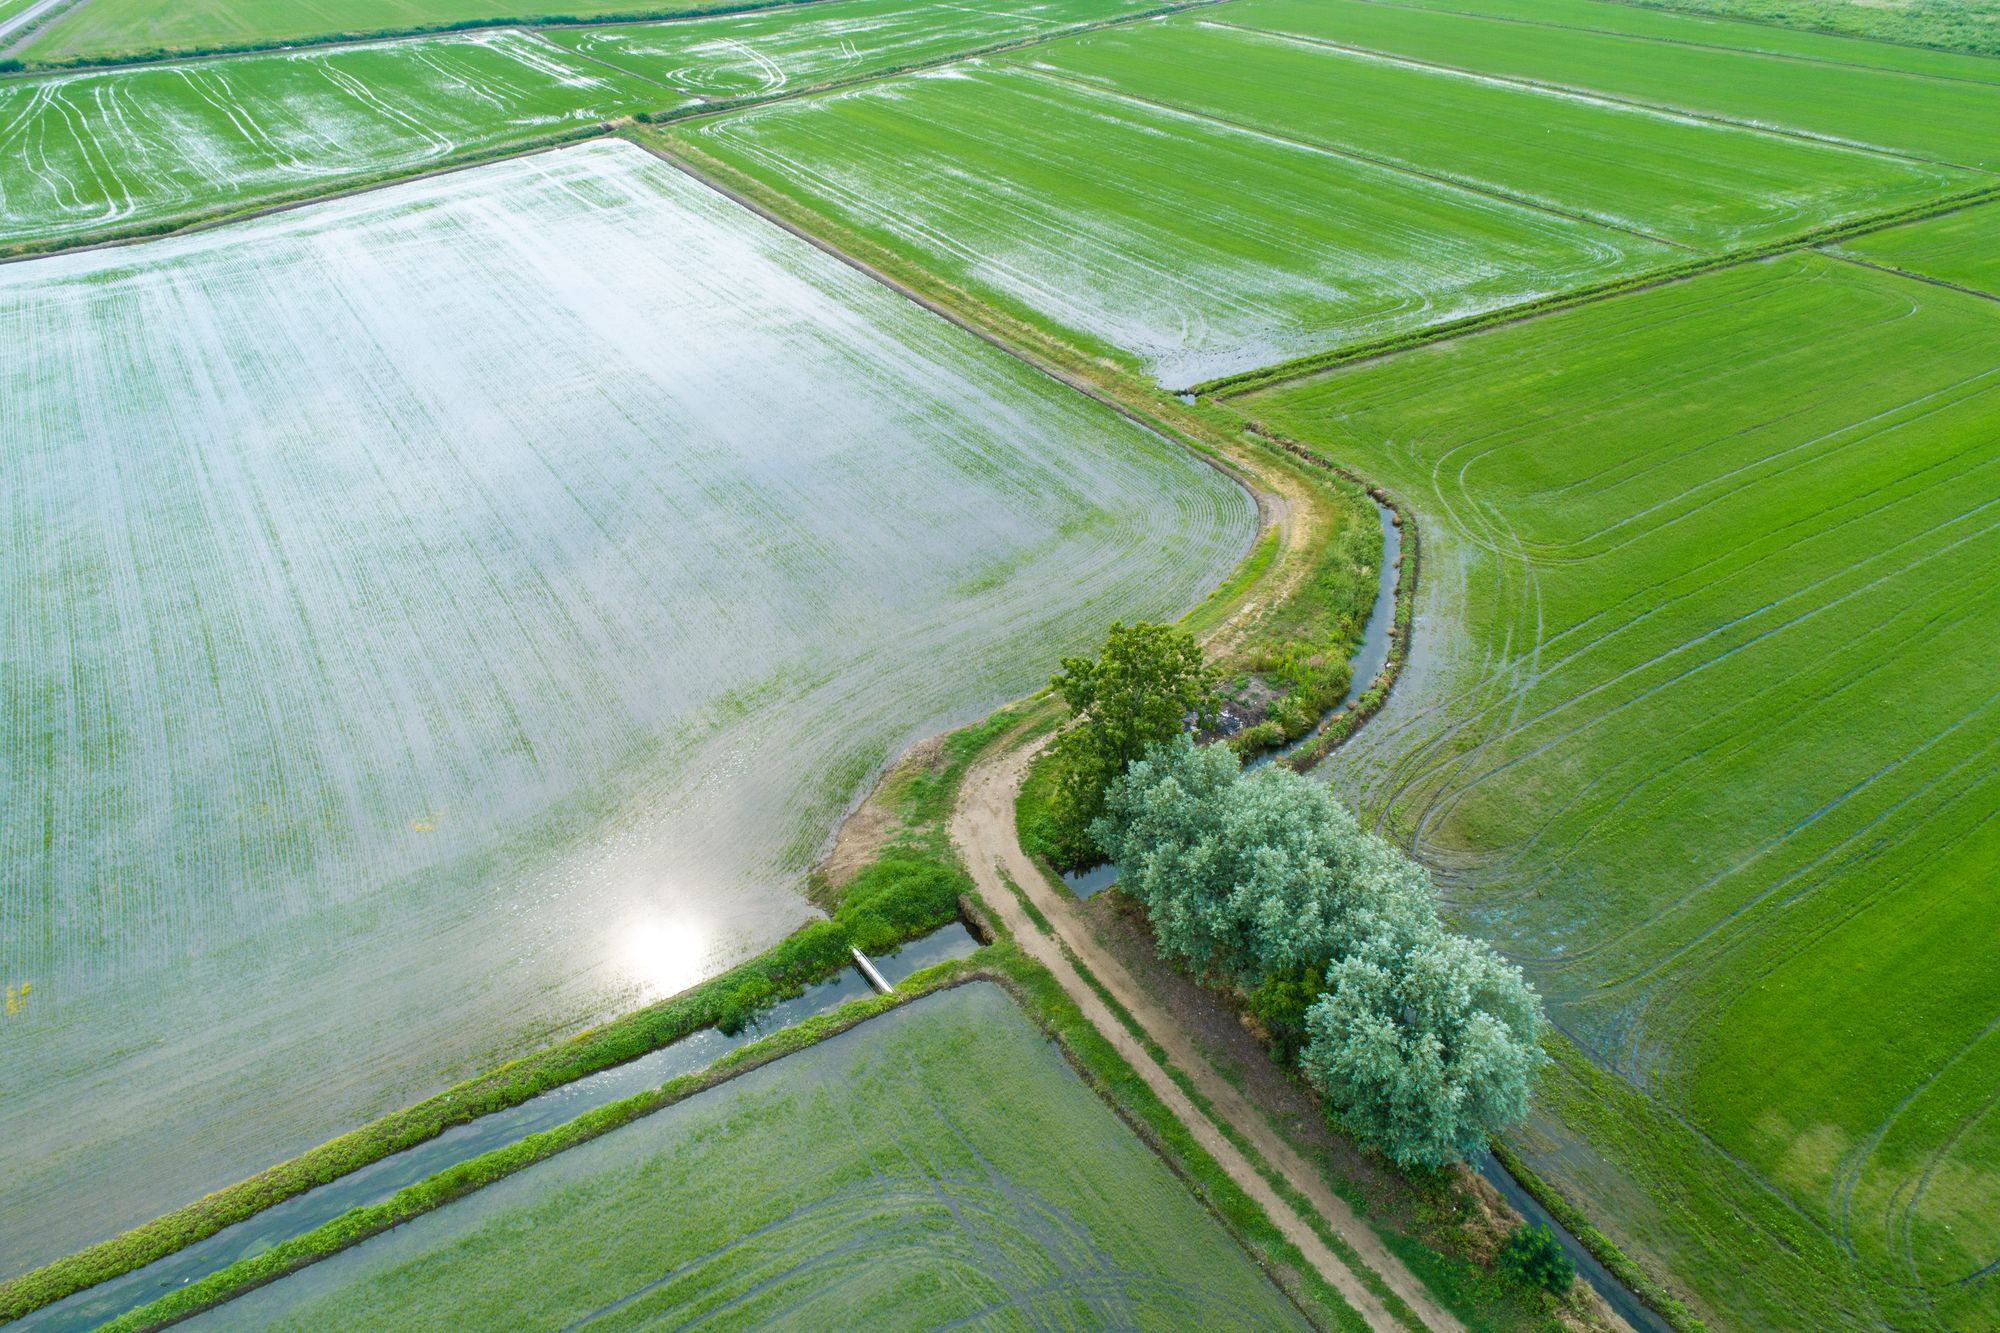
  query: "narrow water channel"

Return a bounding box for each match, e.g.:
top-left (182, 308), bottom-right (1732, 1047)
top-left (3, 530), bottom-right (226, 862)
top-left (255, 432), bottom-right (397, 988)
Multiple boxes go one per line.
top-left (19, 922), bottom-right (980, 1332)
top-left (1065, 495), bottom-right (1405, 901)
top-left (1473, 1150), bottom-right (1674, 1333)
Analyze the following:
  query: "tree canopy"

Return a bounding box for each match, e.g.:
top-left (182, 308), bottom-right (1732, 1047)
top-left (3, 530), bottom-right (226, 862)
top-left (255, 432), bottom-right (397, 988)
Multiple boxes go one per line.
top-left (1038, 622), bottom-right (1214, 865)
top-left (1299, 909), bottom-right (1544, 1170)
top-left (1094, 732), bottom-right (1546, 1169)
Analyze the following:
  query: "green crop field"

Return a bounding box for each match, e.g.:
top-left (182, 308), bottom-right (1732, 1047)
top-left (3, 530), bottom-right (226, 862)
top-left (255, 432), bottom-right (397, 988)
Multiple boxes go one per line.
top-left (0, 30), bottom-right (672, 252)
top-left (1016, 15), bottom-right (1970, 251)
top-left (544, 0), bottom-right (1160, 99)
top-left (1631, 0), bottom-right (2000, 58)
top-left (1241, 252), bottom-right (2000, 1329)
top-left (664, 57), bottom-right (1682, 387)
top-left (0, 138), bottom-right (1254, 1279)
top-left (179, 983), bottom-right (1310, 1330)
top-left (1224, 0), bottom-right (2000, 170)
top-left (1836, 200), bottom-right (2000, 297)
top-left (1337, 0), bottom-right (2000, 75)
top-left (11, 0), bottom-right (774, 64)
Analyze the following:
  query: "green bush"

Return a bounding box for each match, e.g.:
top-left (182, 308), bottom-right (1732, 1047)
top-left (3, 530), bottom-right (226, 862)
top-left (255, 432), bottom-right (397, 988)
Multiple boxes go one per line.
top-left (1496, 1223), bottom-right (1575, 1296)
top-left (1247, 965), bottom-right (1325, 1065)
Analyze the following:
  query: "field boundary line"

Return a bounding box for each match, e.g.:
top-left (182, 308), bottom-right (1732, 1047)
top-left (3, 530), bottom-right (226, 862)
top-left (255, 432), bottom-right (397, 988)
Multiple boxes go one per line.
top-left (0, 0), bottom-right (849, 74)
top-left (1203, 16), bottom-right (1996, 174)
top-left (0, 0), bottom-right (1237, 263)
top-left (0, 125), bottom-right (620, 266)
top-left (97, 967), bottom-right (998, 1332)
top-left (1003, 57), bottom-right (1698, 251)
top-left (0, 0), bottom-right (1232, 80)
top-left (1820, 249), bottom-right (2000, 305)
top-left (1195, 182), bottom-right (2000, 398)
top-left (627, 135), bottom-right (1258, 494)
top-left (1337, 0), bottom-right (2000, 89)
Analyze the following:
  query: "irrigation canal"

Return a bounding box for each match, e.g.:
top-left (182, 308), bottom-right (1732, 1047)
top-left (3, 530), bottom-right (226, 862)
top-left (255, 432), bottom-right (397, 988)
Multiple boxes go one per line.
top-left (19, 922), bottom-right (980, 1332)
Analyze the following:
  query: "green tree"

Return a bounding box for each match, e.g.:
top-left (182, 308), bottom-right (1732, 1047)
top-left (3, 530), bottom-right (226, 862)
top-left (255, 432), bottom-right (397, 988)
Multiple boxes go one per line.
top-left (1496, 1223), bottom-right (1575, 1296)
top-left (1041, 622), bottom-right (1215, 865)
top-left (1092, 734), bottom-right (1426, 984)
top-left (1299, 911), bottom-right (1546, 1170)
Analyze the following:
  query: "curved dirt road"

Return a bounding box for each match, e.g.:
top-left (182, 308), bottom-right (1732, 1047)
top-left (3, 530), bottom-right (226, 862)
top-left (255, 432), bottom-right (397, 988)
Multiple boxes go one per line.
top-left (951, 739), bottom-right (1465, 1333)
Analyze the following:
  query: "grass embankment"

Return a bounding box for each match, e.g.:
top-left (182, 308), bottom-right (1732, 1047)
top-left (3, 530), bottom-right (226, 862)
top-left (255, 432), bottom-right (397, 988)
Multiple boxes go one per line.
top-left (138, 980), bottom-right (1323, 1332)
top-left (110, 942), bottom-right (1373, 1332)
top-left (0, 711), bottom-right (1004, 1324)
top-left (102, 681), bottom-right (1375, 1333)
top-left (0, 866), bottom-right (965, 1323)
top-left (1237, 251), bottom-right (2000, 1329)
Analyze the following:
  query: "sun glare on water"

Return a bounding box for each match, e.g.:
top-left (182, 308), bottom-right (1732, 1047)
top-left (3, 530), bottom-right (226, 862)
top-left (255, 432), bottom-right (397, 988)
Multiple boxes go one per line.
top-left (619, 915), bottom-right (711, 1001)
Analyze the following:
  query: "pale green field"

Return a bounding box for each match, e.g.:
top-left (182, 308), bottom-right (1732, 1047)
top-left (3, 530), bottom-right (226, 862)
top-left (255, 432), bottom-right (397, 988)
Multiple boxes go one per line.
top-left (545, 0), bottom-right (1159, 98)
top-left (1245, 253), bottom-right (2000, 1330)
top-left (666, 58), bottom-right (1681, 386)
top-left (184, 984), bottom-right (1311, 1331)
top-left (1017, 15), bottom-right (1970, 251)
top-left (1226, 0), bottom-right (2000, 170)
top-left (0, 30), bottom-right (673, 251)
top-left (0, 139), bottom-right (1254, 1279)
top-left (1835, 199), bottom-right (2000, 296)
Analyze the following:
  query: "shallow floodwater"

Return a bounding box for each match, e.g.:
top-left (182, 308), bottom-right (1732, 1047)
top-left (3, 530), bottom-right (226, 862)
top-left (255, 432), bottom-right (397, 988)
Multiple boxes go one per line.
top-left (182, 982), bottom-right (1309, 1331)
top-left (14, 921), bottom-right (979, 1332)
top-left (0, 140), bottom-right (1253, 1275)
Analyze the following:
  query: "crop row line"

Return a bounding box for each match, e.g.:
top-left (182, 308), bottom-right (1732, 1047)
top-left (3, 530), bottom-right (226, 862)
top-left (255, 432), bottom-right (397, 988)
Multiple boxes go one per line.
top-left (1198, 181), bottom-right (2000, 399)
top-left (1339, 0), bottom-right (2000, 89)
top-left (1202, 16), bottom-right (1990, 174)
top-left (1006, 58), bottom-right (1699, 253)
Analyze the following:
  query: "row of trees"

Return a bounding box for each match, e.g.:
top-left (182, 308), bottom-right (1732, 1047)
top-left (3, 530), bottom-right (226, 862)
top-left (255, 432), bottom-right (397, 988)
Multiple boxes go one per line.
top-left (1049, 624), bottom-right (1546, 1173)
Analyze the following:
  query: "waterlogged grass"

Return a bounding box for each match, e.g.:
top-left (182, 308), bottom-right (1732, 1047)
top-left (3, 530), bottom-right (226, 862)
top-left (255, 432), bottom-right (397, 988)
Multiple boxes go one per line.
top-left (543, 0), bottom-right (1161, 99)
top-left (1242, 253), bottom-right (2000, 1330)
top-left (1834, 199), bottom-right (2000, 296)
top-left (1226, 0), bottom-right (2000, 170)
top-left (179, 984), bottom-right (1312, 1331)
top-left (0, 30), bottom-right (672, 251)
top-left (665, 58), bottom-right (1679, 387)
top-left (0, 138), bottom-right (1254, 1278)
top-left (1016, 16), bottom-right (1970, 251)
top-left (12, 0), bottom-right (786, 64)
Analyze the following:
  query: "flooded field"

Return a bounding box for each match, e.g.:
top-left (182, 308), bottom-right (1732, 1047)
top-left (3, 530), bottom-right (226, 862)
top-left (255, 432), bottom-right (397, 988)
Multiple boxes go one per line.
top-left (0, 138), bottom-right (1253, 1276)
top-left (179, 983), bottom-right (1309, 1330)
top-left (0, 30), bottom-right (670, 251)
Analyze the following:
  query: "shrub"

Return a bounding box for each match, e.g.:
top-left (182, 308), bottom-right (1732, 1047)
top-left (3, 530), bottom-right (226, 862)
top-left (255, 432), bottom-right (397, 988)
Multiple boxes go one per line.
top-left (1247, 965), bottom-right (1325, 1065)
top-left (1497, 1222), bottom-right (1575, 1296)
top-left (1039, 622), bottom-right (1215, 862)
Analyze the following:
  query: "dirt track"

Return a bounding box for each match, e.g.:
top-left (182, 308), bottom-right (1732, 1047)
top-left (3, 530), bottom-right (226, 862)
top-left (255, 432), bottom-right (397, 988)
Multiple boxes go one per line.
top-left (949, 739), bottom-right (1466, 1333)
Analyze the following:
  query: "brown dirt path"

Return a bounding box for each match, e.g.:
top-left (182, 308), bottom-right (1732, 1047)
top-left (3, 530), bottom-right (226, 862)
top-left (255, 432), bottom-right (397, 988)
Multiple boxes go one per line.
top-left (950, 739), bottom-right (1467, 1333)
